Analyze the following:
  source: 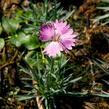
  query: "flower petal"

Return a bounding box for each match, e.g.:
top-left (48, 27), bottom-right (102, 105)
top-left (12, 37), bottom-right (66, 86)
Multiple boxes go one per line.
top-left (39, 24), bottom-right (54, 41)
top-left (60, 39), bottom-right (76, 51)
top-left (43, 42), bottom-right (63, 57)
top-left (53, 20), bottom-right (68, 35)
top-left (61, 25), bottom-right (71, 34)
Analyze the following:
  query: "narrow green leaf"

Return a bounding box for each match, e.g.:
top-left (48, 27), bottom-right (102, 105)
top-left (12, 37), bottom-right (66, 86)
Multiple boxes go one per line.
top-left (97, 7), bottom-right (109, 10)
top-left (63, 77), bottom-right (82, 86)
top-left (93, 93), bottom-right (109, 98)
top-left (94, 13), bottom-right (109, 23)
top-left (17, 95), bottom-right (35, 101)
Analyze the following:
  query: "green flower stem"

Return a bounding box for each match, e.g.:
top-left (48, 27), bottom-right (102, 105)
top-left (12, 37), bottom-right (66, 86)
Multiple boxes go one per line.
top-left (44, 0), bottom-right (48, 20)
top-left (54, 0), bottom-right (57, 19)
top-left (46, 58), bottom-right (54, 109)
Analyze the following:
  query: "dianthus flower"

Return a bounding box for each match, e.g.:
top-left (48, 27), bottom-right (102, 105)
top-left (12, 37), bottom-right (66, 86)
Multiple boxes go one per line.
top-left (39, 20), bottom-right (77, 57)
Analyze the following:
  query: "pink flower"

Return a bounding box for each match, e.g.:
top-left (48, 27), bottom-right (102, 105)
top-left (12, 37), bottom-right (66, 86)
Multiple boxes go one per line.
top-left (39, 20), bottom-right (77, 57)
